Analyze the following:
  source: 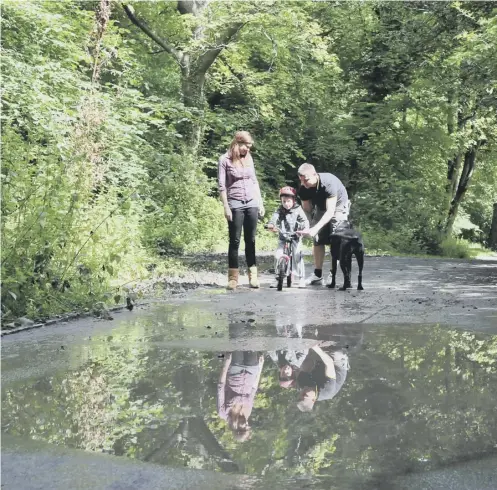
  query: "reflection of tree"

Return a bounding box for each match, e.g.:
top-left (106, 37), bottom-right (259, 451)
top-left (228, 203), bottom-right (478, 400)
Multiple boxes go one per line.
top-left (145, 417), bottom-right (238, 472)
top-left (2, 327), bottom-right (166, 454)
top-left (2, 323), bottom-right (497, 486)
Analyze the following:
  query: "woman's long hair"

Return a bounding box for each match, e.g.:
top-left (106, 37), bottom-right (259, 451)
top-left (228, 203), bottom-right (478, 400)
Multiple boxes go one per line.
top-left (227, 404), bottom-right (251, 441)
top-left (228, 131), bottom-right (253, 167)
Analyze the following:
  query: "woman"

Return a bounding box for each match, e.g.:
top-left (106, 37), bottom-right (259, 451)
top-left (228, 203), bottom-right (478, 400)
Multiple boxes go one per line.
top-left (218, 131), bottom-right (264, 290)
top-left (217, 352), bottom-right (265, 442)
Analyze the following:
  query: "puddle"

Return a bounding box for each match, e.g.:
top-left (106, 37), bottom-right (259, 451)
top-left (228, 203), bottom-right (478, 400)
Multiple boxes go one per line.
top-left (2, 320), bottom-right (497, 489)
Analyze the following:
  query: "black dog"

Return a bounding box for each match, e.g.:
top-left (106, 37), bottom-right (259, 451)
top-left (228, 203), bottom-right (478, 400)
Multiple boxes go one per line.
top-left (327, 222), bottom-right (364, 291)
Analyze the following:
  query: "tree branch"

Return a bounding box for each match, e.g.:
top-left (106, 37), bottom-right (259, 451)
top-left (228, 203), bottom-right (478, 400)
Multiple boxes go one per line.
top-left (219, 54), bottom-right (245, 81)
top-left (122, 3), bottom-right (181, 63)
top-left (197, 22), bottom-right (246, 74)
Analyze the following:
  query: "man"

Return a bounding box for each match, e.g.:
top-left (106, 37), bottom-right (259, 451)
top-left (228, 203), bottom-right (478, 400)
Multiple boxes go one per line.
top-left (296, 345), bottom-right (349, 412)
top-left (297, 163), bottom-right (349, 286)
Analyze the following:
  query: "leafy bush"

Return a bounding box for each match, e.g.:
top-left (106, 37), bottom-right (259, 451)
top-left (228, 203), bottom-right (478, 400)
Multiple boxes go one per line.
top-left (361, 226), bottom-right (425, 255)
top-left (143, 155), bottom-right (226, 254)
top-left (439, 238), bottom-right (471, 259)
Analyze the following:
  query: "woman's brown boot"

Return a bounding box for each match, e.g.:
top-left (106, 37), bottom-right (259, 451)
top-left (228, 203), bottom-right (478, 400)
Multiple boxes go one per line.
top-left (248, 266), bottom-right (260, 288)
top-left (227, 268), bottom-right (239, 290)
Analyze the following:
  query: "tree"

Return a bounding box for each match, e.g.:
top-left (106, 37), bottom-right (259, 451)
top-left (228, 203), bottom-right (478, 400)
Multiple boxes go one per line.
top-left (121, 1), bottom-right (249, 153)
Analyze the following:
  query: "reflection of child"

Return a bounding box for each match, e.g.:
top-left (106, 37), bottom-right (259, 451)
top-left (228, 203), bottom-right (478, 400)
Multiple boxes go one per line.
top-left (267, 187), bottom-right (309, 289)
top-left (268, 323), bottom-right (308, 389)
top-left (269, 349), bottom-right (308, 388)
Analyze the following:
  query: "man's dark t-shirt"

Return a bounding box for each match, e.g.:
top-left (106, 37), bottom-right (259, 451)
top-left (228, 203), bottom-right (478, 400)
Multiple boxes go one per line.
top-left (297, 351), bottom-right (348, 401)
top-left (299, 173), bottom-right (348, 215)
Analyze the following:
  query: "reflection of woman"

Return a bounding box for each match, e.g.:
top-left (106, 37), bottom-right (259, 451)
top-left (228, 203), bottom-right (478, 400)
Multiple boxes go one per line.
top-left (217, 352), bottom-right (264, 442)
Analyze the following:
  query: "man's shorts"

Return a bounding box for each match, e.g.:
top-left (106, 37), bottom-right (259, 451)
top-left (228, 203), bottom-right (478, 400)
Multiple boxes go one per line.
top-left (311, 210), bottom-right (348, 246)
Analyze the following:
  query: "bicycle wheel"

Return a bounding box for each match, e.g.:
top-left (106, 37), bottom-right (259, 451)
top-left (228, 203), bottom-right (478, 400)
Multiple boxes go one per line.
top-left (277, 258), bottom-right (286, 291)
top-left (286, 252), bottom-right (293, 288)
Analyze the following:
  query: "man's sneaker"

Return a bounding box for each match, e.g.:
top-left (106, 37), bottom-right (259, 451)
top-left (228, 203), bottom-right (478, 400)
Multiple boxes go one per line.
top-left (305, 273), bottom-right (323, 286)
top-left (298, 277), bottom-right (307, 288)
top-left (325, 272), bottom-right (334, 287)
top-left (270, 277), bottom-right (280, 288)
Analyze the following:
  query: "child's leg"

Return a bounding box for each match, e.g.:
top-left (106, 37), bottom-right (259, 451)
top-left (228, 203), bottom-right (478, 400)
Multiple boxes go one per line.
top-left (274, 241), bottom-right (285, 272)
top-left (292, 239), bottom-right (305, 278)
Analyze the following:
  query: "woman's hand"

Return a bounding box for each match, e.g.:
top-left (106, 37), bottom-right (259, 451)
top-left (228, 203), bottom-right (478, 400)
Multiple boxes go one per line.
top-left (258, 204), bottom-right (265, 218)
top-left (224, 206), bottom-right (232, 222)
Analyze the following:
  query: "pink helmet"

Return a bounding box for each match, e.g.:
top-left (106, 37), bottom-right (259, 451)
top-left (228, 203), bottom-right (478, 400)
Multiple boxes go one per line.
top-left (279, 186), bottom-right (297, 198)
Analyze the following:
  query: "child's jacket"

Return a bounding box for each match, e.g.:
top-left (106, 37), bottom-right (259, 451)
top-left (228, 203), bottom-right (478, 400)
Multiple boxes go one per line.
top-left (268, 203), bottom-right (309, 241)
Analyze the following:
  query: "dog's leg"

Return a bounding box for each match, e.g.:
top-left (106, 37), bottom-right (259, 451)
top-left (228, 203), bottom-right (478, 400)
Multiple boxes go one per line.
top-left (330, 255), bottom-right (337, 289)
top-left (356, 250), bottom-right (364, 290)
top-left (327, 237), bottom-right (340, 289)
top-left (339, 243), bottom-right (352, 291)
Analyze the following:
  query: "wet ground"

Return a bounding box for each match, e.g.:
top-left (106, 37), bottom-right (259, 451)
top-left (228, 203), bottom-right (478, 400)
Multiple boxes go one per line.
top-left (2, 257), bottom-right (497, 489)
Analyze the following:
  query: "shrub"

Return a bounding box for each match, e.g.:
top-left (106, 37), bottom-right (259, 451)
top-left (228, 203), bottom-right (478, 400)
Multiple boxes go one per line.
top-left (439, 238), bottom-right (471, 259)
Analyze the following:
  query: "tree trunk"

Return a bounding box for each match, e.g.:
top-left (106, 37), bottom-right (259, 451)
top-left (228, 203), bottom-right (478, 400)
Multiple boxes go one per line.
top-left (188, 417), bottom-right (239, 473)
top-left (180, 70), bottom-right (206, 153)
top-left (489, 202), bottom-right (497, 251)
top-left (444, 144), bottom-right (479, 237)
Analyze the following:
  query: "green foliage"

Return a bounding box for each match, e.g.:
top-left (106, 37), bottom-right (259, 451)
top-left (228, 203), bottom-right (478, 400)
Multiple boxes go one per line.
top-left (360, 227), bottom-right (424, 256)
top-left (143, 155), bottom-right (226, 254)
top-left (1, 1), bottom-right (157, 319)
top-left (439, 237), bottom-right (471, 259)
top-left (2, 0), bottom-right (497, 318)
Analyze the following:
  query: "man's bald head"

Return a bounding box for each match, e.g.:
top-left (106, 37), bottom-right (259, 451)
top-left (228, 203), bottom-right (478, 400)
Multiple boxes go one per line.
top-left (298, 163), bottom-right (316, 175)
top-left (298, 163), bottom-right (319, 188)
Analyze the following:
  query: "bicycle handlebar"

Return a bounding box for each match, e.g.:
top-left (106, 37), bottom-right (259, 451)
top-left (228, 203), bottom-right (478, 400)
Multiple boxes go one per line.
top-left (264, 224), bottom-right (300, 240)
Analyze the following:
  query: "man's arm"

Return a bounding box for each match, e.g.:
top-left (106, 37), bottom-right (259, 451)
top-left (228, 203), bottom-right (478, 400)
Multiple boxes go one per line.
top-left (308, 196), bottom-right (337, 237)
top-left (297, 206), bottom-right (310, 231)
top-left (298, 349), bottom-right (317, 373)
top-left (311, 345), bottom-right (336, 379)
top-left (301, 199), bottom-right (312, 222)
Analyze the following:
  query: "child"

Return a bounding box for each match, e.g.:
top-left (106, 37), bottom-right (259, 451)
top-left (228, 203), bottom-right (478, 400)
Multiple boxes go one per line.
top-left (267, 187), bottom-right (309, 288)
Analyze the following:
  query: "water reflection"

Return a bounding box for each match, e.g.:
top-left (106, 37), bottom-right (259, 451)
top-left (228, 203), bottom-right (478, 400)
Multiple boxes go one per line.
top-left (217, 351), bottom-right (264, 442)
top-left (296, 346), bottom-right (349, 412)
top-left (268, 322), bottom-right (307, 389)
top-left (2, 320), bottom-right (497, 488)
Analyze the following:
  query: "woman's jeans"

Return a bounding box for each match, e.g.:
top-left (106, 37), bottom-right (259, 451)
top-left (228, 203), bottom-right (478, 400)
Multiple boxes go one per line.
top-left (228, 207), bottom-right (258, 269)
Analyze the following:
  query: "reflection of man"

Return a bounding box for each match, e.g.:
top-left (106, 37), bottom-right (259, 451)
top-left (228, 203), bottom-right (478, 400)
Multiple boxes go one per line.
top-left (297, 163), bottom-right (349, 286)
top-left (296, 345), bottom-right (349, 412)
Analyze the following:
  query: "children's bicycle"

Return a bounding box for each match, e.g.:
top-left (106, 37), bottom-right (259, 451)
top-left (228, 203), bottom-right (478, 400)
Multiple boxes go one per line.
top-left (266, 225), bottom-right (299, 291)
